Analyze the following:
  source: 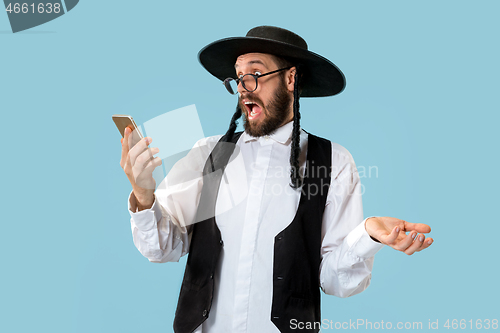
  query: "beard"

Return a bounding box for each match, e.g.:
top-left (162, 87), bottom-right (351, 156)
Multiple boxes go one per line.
top-left (239, 78), bottom-right (292, 137)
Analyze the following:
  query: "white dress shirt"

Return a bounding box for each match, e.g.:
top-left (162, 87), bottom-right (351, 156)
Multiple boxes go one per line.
top-left (129, 121), bottom-right (384, 332)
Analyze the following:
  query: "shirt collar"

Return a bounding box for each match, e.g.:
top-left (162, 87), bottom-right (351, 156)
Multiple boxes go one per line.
top-left (242, 121), bottom-right (295, 145)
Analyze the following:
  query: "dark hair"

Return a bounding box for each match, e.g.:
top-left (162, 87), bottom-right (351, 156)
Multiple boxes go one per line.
top-left (289, 68), bottom-right (303, 189)
top-left (223, 104), bottom-right (242, 143)
top-left (272, 55), bottom-right (303, 188)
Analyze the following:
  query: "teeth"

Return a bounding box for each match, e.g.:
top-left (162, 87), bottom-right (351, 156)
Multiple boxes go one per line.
top-left (245, 101), bottom-right (258, 117)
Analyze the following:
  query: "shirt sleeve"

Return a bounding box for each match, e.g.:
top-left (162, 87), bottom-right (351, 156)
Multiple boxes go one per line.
top-left (128, 135), bottom-right (222, 263)
top-left (319, 143), bottom-right (384, 297)
top-left (129, 191), bottom-right (191, 263)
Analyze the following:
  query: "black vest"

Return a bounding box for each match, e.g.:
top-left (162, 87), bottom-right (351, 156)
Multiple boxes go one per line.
top-left (173, 132), bottom-right (332, 333)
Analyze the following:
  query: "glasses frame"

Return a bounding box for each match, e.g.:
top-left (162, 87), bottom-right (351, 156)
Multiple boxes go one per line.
top-left (223, 66), bottom-right (292, 95)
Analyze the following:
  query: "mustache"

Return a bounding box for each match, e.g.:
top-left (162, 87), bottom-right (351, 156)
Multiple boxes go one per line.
top-left (239, 95), bottom-right (264, 108)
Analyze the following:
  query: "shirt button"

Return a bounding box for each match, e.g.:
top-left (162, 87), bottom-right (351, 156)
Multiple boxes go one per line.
top-left (202, 310), bottom-right (207, 317)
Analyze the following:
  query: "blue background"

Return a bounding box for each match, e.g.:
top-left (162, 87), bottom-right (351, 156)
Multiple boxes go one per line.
top-left (1, 1), bottom-right (499, 332)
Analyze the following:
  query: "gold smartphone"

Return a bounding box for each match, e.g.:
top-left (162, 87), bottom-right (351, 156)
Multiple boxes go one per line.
top-left (112, 114), bottom-right (144, 147)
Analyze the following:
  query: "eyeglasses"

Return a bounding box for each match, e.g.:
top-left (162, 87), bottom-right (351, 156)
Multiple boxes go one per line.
top-left (223, 67), bottom-right (292, 95)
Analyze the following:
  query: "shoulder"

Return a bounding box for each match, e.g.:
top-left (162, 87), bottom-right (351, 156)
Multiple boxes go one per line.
top-left (331, 142), bottom-right (355, 164)
top-left (304, 132), bottom-right (355, 164)
top-left (305, 132), bottom-right (358, 182)
top-left (192, 134), bottom-right (224, 149)
top-left (330, 141), bottom-right (358, 183)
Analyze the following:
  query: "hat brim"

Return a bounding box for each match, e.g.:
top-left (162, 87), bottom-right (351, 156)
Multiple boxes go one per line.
top-left (198, 37), bottom-right (346, 98)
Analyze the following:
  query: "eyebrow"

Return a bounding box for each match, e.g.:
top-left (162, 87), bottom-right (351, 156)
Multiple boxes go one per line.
top-left (235, 60), bottom-right (266, 69)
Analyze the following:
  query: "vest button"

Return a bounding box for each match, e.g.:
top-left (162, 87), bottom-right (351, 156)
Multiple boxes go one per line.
top-left (277, 276), bottom-right (284, 280)
top-left (220, 240), bottom-right (224, 246)
top-left (277, 236), bottom-right (283, 240)
top-left (210, 274), bottom-right (214, 279)
top-left (202, 309), bottom-right (207, 317)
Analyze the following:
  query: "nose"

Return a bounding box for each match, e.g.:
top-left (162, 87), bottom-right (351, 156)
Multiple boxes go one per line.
top-left (236, 79), bottom-right (246, 95)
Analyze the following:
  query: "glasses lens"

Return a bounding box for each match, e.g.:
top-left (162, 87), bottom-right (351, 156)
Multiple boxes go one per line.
top-left (241, 74), bottom-right (257, 92)
top-left (224, 78), bottom-right (238, 95)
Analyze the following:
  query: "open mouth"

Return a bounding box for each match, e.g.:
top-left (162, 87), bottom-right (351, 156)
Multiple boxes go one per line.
top-left (243, 101), bottom-right (263, 120)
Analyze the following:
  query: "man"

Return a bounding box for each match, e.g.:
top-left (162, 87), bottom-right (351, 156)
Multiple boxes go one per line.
top-left (120, 26), bottom-right (433, 333)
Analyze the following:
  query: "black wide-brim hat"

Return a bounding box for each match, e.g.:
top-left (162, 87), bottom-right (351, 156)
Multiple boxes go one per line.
top-left (198, 26), bottom-right (346, 98)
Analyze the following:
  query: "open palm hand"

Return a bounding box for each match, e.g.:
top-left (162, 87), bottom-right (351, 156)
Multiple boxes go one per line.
top-left (366, 217), bottom-right (433, 255)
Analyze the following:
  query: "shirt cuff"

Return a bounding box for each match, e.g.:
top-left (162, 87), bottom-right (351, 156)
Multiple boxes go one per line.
top-left (345, 217), bottom-right (385, 258)
top-left (128, 191), bottom-right (163, 231)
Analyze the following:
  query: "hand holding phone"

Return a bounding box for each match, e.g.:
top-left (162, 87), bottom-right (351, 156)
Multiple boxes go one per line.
top-left (114, 115), bottom-right (162, 211)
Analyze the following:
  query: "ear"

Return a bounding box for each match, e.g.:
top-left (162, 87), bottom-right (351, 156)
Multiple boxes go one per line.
top-left (285, 67), bottom-right (297, 92)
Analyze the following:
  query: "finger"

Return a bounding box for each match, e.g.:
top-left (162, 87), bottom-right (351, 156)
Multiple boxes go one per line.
top-left (120, 127), bottom-right (132, 168)
top-left (392, 231), bottom-right (419, 251)
top-left (404, 233), bottom-right (426, 255)
top-left (415, 237), bottom-right (434, 252)
top-left (380, 226), bottom-right (400, 245)
top-left (123, 126), bottom-right (131, 148)
top-left (127, 126), bottom-right (145, 150)
top-left (136, 147), bottom-right (159, 168)
top-left (403, 221), bottom-right (431, 233)
top-left (134, 157), bottom-right (162, 189)
top-left (143, 156), bottom-right (162, 173)
top-left (129, 137), bottom-right (152, 167)
top-left (131, 147), bottom-right (160, 180)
